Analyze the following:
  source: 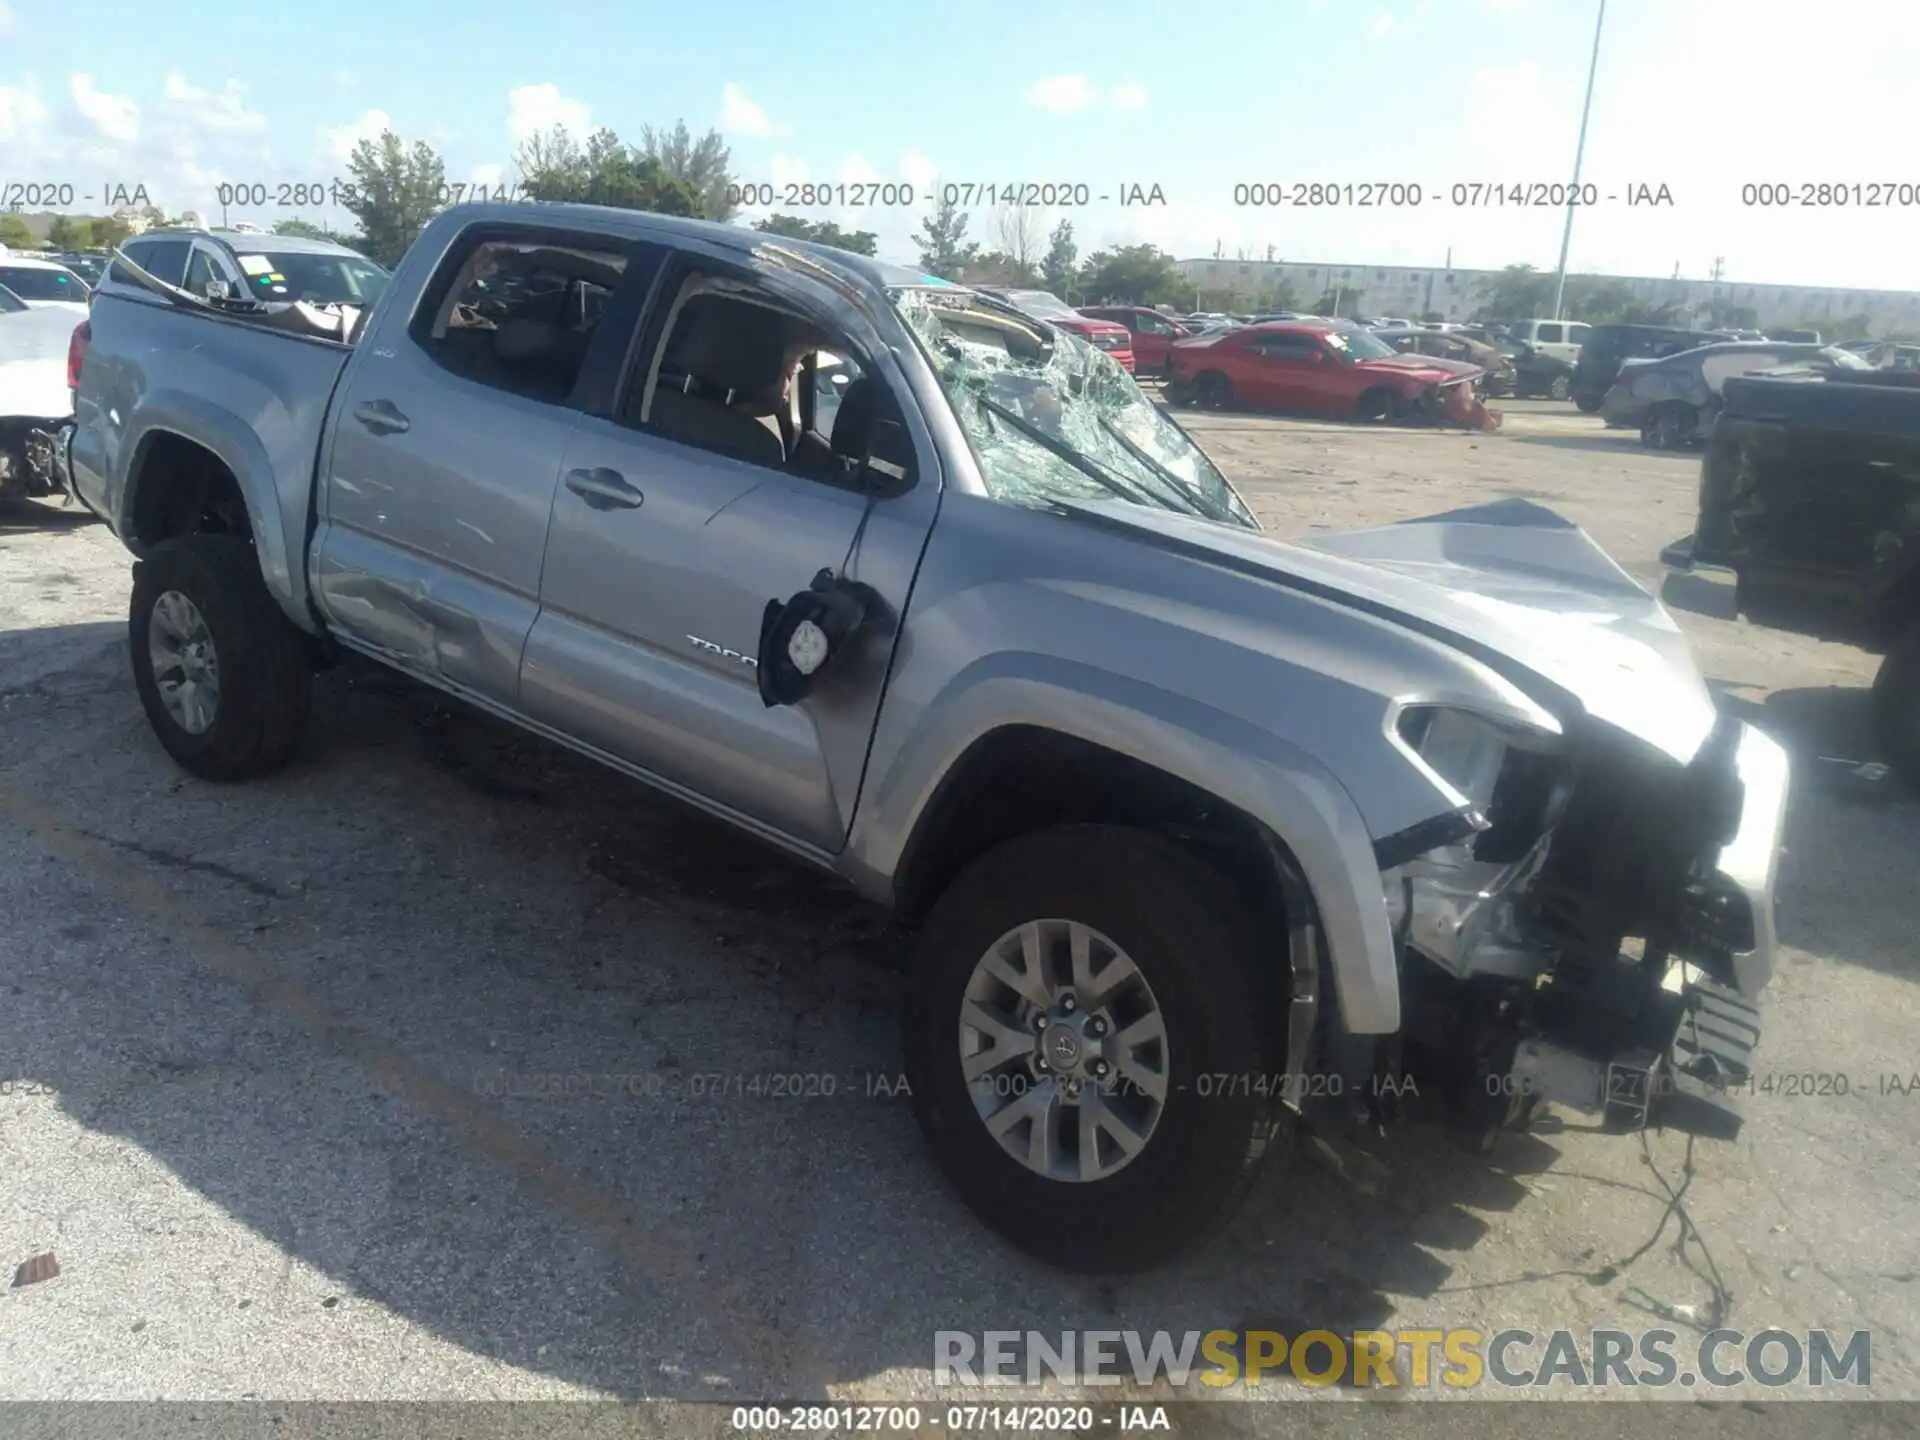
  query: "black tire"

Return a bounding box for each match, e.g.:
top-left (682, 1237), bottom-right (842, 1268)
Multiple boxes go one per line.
top-left (1641, 402), bottom-right (1696, 450)
top-left (1194, 371), bottom-right (1233, 410)
top-left (1871, 626), bottom-right (1920, 792)
top-left (904, 824), bottom-right (1287, 1273)
top-left (129, 535), bottom-right (313, 781)
top-left (1354, 387), bottom-right (1398, 423)
top-left (1574, 393), bottom-right (1603, 414)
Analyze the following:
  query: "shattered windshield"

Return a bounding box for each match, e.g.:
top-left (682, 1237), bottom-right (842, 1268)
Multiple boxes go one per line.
top-left (891, 286), bottom-right (1257, 529)
top-left (1003, 290), bottom-right (1079, 319)
top-left (1325, 328), bottom-right (1396, 360)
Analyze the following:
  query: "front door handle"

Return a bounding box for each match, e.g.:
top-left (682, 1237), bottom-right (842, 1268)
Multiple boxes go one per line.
top-left (564, 467), bottom-right (645, 510)
top-left (352, 399), bottom-right (410, 436)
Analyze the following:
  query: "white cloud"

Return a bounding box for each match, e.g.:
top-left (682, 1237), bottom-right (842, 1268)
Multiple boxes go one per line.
top-left (0, 77), bottom-right (49, 142)
top-left (1366, 1), bottom-right (1430, 40)
top-left (506, 82), bottom-right (590, 144)
top-left (1111, 82), bottom-right (1148, 111)
top-left (0, 3), bottom-right (15, 37)
top-left (719, 81), bottom-right (786, 139)
top-left (901, 150), bottom-right (939, 194)
top-left (70, 73), bottom-right (139, 143)
top-left (319, 108), bottom-right (391, 167)
top-left (1026, 74), bottom-right (1099, 114)
top-left (161, 74), bottom-right (268, 136)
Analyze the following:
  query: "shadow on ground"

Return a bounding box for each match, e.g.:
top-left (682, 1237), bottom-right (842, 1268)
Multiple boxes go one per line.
top-left (0, 651), bottom-right (1605, 1400)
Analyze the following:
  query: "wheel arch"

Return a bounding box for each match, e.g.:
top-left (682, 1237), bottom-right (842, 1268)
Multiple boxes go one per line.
top-left (853, 674), bottom-right (1402, 1038)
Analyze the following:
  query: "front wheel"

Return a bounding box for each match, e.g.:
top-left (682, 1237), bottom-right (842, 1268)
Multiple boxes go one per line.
top-left (1871, 626), bottom-right (1920, 791)
top-left (903, 825), bottom-right (1286, 1273)
top-left (129, 535), bottom-right (313, 781)
top-left (1354, 387), bottom-right (1399, 423)
top-left (1194, 371), bottom-right (1233, 410)
top-left (1574, 393), bottom-right (1602, 414)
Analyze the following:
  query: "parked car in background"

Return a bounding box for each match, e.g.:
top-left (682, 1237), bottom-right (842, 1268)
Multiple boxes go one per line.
top-left (1371, 326), bottom-right (1516, 397)
top-left (52, 252), bottom-right (109, 288)
top-left (1602, 342), bottom-right (1875, 447)
top-left (1509, 342), bottom-right (1577, 401)
top-left (1767, 328), bottom-right (1822, 344)
top-left (0, 252), bottom-right (91, 314)
top-left (1837, 339), bottom-right (1920, 370)
top-left (1506, 318), bottom-right (1592, 364)
top-left (1662, 371), bottom-right (1920, 785)
top-left (1571, 324), bottom-right (1736, 412)
top-left (98, 228), bottom-right (391, 311)
top-left (974, 287), bottom-right (1135, 372)
top-left (1079, 303), bottom-right (1192, 374)
top-left (0, 282), bottom-right (81, 503)
top-left (1166, 321), bottom-right (1484, 422)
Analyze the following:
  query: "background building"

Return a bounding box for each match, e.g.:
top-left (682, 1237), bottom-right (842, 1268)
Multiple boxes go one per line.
top-left (1175, 257), bottom-right (1920, 337)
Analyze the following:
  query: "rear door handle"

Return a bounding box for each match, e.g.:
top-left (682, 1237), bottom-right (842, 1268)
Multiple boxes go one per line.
top-left (352, 399), bottom-right (410, 436)
top-left (564, 467), bottom-right (644, 510)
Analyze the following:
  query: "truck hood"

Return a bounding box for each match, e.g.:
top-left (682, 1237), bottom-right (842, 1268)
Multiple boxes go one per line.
top-left (1352, 353), bottom-right (1479, 383)
top-left (1063, 495), bottom-right (1719, 764)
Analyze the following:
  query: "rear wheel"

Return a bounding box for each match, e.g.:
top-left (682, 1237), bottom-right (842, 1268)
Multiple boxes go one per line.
top-left (904, 825), bottom-right (1286, 1272)
top-left (1871, 626), bottom-right (1920, 791)
top-left (129, 535), bottom-right (313, 781)
top-left (1642, 402), bottom-right (1696, 449)
top-left (1574, 394), bottom-right (1603, 414)
top-left (1194, 371), bottom-right (1233, 410)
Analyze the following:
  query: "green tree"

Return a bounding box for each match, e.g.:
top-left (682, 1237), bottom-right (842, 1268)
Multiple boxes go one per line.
top-left (1257, 278), bottom-right (1301, 313)
top-left (751, 214), bottom-right (878, 255)
top-left (273, 217), bottom-right (367, 251)
top-left (1078, 244), bottom-right (1180, 305)
top-left (0, 214), bottom-right (34, 249)
top-left (1039, 219), bottom-right (1077, 296)
top-left (518, 125), bottom-right (698, 215)
top-left (46, 216), bottom-right (85, 248)
top-left (914, 195), bottom-right (978, 279)
top-left (638, 120), bottom-right (736, 221)
top-left (1475, 263), bottom-right (1556, 321)
top-left (958, 250), bottom-right (1038, 287)
top-left (342, 131), bottom-right (448, 267)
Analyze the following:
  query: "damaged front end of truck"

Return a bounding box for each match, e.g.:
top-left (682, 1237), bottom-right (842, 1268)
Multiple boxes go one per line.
top-left (1288, 509), bottom-right (1790, 1161)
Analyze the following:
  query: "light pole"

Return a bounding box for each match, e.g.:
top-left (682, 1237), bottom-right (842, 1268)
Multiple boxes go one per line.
top-left (1551, 0), bottom-right (1607, 320)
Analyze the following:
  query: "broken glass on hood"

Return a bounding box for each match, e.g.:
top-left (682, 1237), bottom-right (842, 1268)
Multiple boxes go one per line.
top-left (890, 286), bottom-right (1258, 529)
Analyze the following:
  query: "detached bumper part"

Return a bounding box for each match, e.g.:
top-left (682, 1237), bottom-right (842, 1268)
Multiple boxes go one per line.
top-left (1511, 976), bottom-right (1761, 1140)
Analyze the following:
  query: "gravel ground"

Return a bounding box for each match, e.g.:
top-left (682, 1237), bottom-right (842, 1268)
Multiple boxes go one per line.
top-left (0, 401), bottom-right (1916, 1414)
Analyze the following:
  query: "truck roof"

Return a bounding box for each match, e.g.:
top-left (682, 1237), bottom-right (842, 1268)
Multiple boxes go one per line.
top-left (434, 202), bottom-right (946, 292)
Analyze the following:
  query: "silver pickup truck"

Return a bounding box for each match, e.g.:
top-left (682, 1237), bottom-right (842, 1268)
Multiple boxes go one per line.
top-left (69, 203), bottom-right (1790, 1273)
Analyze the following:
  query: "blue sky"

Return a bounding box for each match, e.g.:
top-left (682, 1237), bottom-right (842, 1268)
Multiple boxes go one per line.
top-left (3, 0), bottom-right (1915, 289)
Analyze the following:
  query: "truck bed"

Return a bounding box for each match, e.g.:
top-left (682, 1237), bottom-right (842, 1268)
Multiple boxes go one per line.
top-left (68, 287), bottom-right (359, 625)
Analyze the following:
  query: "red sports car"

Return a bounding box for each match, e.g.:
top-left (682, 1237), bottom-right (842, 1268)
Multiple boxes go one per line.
top-left (1166, 322), bottom-right (1486, 424)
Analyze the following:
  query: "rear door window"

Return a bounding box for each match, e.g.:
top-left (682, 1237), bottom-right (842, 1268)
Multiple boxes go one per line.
top-left (1536, 322), bottom-right (1564, 344)
top-left (412, 235), bottom-right (643, 406)
top-left (142, 240), bottom-right (190, 288)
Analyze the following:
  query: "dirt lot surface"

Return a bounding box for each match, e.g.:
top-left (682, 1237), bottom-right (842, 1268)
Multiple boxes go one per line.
top-left (1, 400), bottom-right (1916, 1417)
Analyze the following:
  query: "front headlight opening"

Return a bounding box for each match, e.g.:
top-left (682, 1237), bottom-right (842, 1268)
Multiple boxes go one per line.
top-left (1397, 706), bottom-right (1511, 812)
top-left (1396, 705), bottom-right (1568, 863)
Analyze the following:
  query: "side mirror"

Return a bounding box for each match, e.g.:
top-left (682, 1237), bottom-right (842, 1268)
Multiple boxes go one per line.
top-left (202, 278), bottom-right (231, 301)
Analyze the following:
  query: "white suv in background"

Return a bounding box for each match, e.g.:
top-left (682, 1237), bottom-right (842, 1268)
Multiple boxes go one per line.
top-left (1509, 318), bottom-right (1592, 364)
